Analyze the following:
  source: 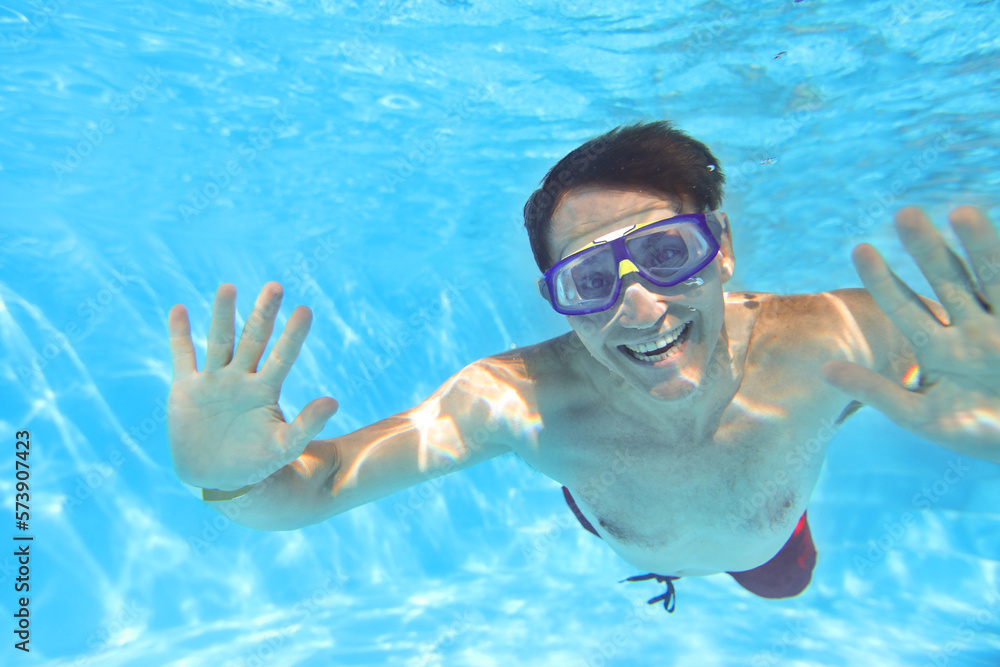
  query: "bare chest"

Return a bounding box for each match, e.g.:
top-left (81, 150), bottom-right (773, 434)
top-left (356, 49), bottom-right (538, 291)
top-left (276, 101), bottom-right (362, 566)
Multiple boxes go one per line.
top-left (516, 291), bottom-right (866, 575)
top-left (524, 379), bottom-right (844, 575)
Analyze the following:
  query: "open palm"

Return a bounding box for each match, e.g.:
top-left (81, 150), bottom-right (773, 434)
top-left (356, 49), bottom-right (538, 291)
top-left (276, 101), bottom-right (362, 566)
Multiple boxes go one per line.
top-left (166, 282), bottom-right (339, 491)
top-left (822, 206), bottom-right (1000, 464)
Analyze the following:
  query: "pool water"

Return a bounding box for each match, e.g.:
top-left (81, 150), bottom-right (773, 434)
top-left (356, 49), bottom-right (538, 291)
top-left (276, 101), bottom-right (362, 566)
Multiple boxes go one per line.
top-left (1, 0), bottom-right (999, 665)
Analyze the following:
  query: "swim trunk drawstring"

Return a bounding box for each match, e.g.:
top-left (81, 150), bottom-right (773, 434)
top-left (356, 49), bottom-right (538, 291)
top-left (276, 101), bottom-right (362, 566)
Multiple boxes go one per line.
top-left (619, 573), bottom-right (678, 613)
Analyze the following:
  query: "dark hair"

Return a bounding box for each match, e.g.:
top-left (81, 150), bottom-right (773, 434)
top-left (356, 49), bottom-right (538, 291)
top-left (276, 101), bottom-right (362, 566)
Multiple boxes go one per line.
top-left (523, 121), bottom-right (725, 272)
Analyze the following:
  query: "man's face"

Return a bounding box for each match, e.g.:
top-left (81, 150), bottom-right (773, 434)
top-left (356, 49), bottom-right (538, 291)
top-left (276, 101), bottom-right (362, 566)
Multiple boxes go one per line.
top-left (547, 187), bottom-right (735, 402)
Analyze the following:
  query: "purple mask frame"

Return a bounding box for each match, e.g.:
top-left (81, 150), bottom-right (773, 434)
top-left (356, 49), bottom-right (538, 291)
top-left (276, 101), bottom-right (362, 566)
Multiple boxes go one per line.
top-left (538, 212), bottom-right (722, 316)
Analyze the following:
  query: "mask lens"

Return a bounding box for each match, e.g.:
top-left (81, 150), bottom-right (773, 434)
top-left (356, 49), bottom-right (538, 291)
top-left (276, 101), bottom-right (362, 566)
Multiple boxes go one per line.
top-left (626, 221), bottom-right (711, 284)
top-left (554, 246), bottom-right (617, 311)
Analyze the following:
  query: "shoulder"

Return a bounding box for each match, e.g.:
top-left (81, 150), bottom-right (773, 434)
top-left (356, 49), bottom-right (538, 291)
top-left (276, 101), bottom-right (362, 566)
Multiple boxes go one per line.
top-left (476, 333), bottom-right (597, 414)
top-left (748, 288), bottom-right (944, 377)
top-left (465, 335), bottom-right (578, 405)
top-left (751, 289), bottom-right (870, 328)
top-left (475, 334), bottom-right (575, 377)
top-left (745, 289), bottom-right (881, 370)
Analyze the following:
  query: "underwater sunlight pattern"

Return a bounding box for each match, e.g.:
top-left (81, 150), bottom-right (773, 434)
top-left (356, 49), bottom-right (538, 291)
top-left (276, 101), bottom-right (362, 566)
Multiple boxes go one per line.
top-left (1, 0), bottom-right (1000, 665)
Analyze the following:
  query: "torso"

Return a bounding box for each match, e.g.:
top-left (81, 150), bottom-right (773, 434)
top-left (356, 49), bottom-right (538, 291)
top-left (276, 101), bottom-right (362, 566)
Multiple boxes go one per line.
top-left (507, 291), bottom-right (871, 576)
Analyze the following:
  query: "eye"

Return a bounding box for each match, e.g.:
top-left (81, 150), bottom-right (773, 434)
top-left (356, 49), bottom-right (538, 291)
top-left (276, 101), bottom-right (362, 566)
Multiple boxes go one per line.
top-left (580, 273), bottom-right (611, 296)
top-left (634, 232), bottom-right (689, 268)
top-left (570, 253), bottom-right (616, 300)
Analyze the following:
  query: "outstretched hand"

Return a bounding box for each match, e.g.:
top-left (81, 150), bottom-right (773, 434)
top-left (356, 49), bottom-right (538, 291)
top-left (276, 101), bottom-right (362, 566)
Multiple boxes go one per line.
top-left (167, 282), bottom-right (340, 490)
top-left (821, 206), bottom-right (1000, 464)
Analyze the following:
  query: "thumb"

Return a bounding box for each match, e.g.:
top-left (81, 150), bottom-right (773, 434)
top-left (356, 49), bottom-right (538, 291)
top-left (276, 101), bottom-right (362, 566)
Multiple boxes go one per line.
top-left (287, 397), bottom-right (339, 450)
top-left (821, 360), bottom-right (920, 426)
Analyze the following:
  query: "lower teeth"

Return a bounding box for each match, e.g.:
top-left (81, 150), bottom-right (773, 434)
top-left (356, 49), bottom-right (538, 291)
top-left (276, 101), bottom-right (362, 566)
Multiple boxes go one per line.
top-left (640, 344), bottom-right (678, 362)
top-left (630, 324), bottom-right (688, 362)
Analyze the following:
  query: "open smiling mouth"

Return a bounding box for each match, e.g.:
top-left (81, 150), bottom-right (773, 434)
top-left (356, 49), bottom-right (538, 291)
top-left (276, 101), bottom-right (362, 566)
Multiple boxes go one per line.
top-left (619, 321), bottom-right (692, 363)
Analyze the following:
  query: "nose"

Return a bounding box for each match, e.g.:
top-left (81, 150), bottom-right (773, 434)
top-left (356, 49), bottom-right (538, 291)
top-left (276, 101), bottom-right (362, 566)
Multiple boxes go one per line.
top-left (616, 277), bottom-right (668, 328)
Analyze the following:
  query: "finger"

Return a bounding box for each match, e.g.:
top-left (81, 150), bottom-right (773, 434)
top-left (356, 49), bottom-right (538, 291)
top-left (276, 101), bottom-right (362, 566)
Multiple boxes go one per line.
top-left (284, 397), bottom-right (340, 455)
top-left (949, 206), bottom-right (1000, 311)
top-left (232, 282), bottom-right (284, 372)
top-left (258, 305), bottom-right (313, 390)
top-left (820, 360), bottom-right (922, 428)
top-left (205, 283), bottom-right (237, 372)
top-left (895, 207), bottom-right (982, 323)
top-left (852, 243), bottom-right (944, 341)
top-left (167, 304), bottom-right (197, 379)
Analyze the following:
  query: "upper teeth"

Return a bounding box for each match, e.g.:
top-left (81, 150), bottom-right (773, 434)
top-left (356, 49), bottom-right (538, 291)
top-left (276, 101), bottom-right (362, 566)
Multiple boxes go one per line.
top-left (625, 322), bottom-right (687, 354)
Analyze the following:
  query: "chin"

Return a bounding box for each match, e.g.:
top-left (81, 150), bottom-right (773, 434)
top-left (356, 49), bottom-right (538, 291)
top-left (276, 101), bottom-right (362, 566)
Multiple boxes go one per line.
top-left (623, 365), bottom-right (702, 401)
top-left (648, 377), bottom-right (700, 401)
top-left (620, 339), bottom-right (714, 402)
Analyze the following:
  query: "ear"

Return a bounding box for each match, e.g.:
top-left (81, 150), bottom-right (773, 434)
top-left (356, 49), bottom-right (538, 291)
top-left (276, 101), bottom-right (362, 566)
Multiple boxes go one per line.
top-left (713, 212), bottom-right (735, 283)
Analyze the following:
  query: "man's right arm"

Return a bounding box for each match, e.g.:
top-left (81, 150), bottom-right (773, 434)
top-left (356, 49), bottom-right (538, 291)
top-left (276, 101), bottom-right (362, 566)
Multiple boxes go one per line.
top-left (206, 355), bottom-right (537, 531)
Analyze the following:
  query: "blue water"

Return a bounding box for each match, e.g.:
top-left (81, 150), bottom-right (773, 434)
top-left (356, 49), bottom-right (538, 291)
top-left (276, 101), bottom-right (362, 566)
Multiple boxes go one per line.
top-left (2, 0), bottom-right (999, 665)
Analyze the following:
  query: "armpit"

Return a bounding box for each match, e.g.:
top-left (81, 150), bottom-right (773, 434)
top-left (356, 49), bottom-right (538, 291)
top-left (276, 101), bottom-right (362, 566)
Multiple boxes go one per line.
top-left (833, 400), bottom-right (864, 426)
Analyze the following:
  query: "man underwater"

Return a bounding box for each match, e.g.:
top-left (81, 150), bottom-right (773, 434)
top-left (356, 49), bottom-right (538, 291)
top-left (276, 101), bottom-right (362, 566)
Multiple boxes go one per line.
top-left (166, 121), bottom-right (1000, 612)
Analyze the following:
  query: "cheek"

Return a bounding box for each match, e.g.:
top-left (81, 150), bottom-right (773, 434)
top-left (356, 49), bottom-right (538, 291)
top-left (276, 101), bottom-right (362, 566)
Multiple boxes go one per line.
top-left (569, 314), bottom-right (609, 340)
top-left (568, 318), bottom-right (614, 359)
top-left (692, 295), bottom-right (725, 337)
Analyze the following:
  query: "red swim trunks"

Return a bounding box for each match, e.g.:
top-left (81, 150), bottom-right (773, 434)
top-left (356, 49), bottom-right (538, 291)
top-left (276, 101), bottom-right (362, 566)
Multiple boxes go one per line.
top-left (726, 511), bottom-right (817, 599)
top-left (561, 486), bottom-right (817, 604)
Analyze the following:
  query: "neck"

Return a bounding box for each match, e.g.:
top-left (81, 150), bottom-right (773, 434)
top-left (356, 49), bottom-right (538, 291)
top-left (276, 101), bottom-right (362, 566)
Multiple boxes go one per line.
top-left (584, 319), bottom-right (748, 439)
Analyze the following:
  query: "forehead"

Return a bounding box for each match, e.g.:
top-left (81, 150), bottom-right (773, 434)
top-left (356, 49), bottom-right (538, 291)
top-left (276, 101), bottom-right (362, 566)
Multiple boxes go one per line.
top-left (548, 188), bottom-right (684, 261)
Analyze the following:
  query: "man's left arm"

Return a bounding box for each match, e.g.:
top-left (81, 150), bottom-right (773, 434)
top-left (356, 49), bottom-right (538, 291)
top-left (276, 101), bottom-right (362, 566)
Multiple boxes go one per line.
top-left (820, 206), bottom-right (1000, 465)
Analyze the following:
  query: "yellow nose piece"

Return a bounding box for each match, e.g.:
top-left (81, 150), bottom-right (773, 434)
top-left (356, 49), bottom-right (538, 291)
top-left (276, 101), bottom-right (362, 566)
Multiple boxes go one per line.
top-left (618, 259), bottom-right (639, 277)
